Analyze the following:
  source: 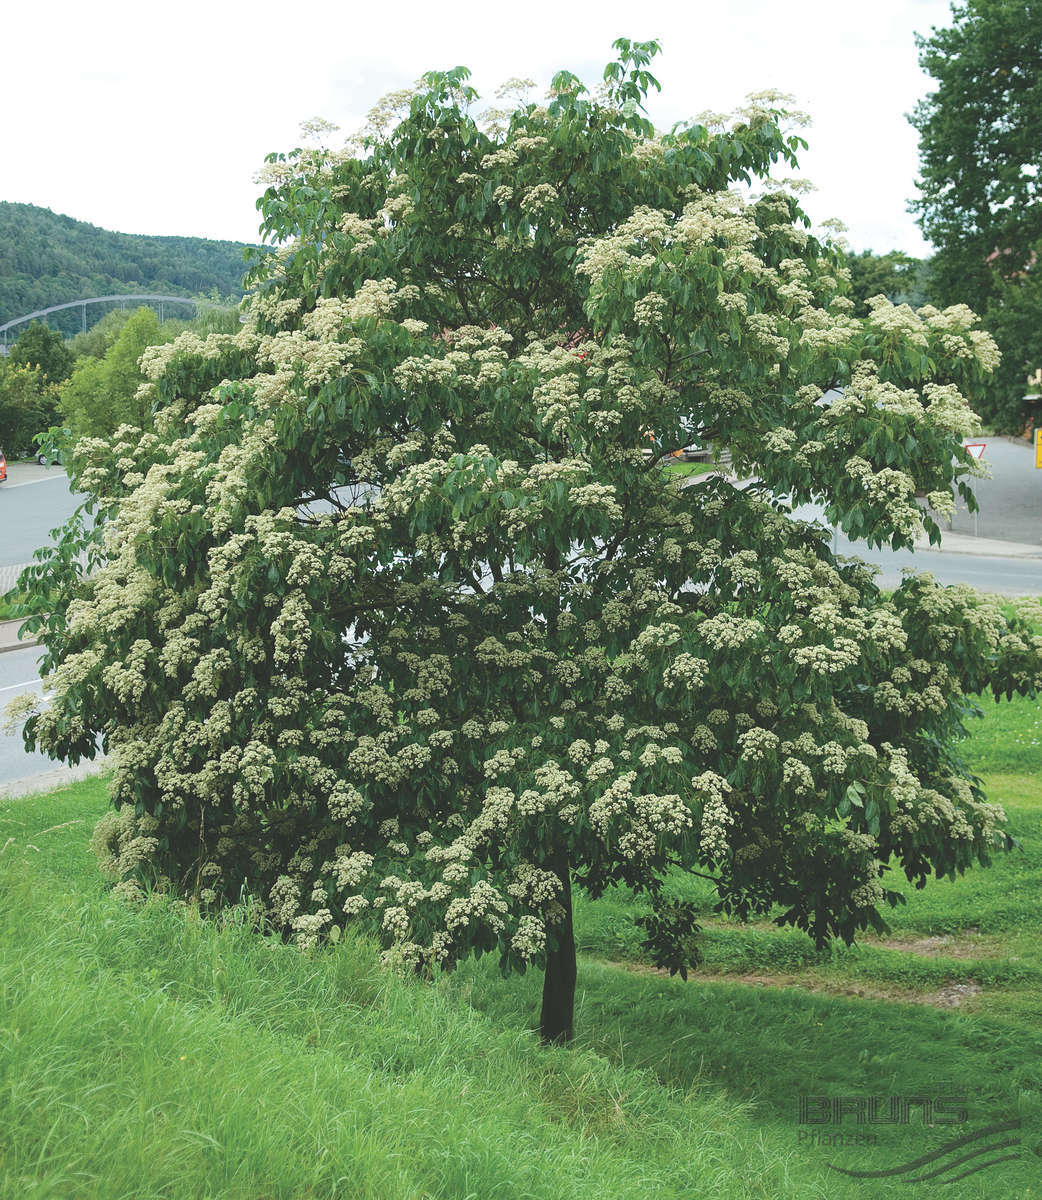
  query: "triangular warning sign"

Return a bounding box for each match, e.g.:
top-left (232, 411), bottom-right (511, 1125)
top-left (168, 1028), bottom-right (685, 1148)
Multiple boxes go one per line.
top-left (963, 442), bottom-right (986, 460)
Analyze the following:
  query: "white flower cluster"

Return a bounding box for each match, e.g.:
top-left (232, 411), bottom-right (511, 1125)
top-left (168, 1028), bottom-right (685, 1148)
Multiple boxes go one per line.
top-left (738, 727), bottom-right (780, 762)
top-left (633, 292), bottom-right (667, 329)
top-left (693, 772), bottom-right (734, 859)
top-left (90, 805), bottom-right (160, 882)
top-left (520, 184), bottom-right (558, 213)
top-left (511, 915), bottom-right (546, 958)
top-left (698, 613), bottom-right (763, 650)
top-left (922, 383), bottom-right (983, 439)
top-left (507, 864), bottom-right (562, 905)
top-left (444, 880), bottom-right (508, 934)
top-left (576, 206), bottom-right (672, 279)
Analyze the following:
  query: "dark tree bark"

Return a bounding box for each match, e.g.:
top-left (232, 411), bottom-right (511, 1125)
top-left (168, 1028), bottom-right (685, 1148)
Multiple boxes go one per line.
top-left (539, 853), bottom-right (576, 1045)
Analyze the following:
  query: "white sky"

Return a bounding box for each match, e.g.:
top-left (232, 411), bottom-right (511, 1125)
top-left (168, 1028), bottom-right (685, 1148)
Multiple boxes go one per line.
top-left (2, 0), bottom-right (954, 256)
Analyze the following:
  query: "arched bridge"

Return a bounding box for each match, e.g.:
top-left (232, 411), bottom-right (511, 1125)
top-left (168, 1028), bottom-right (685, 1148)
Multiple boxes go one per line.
top-left (0, 294), bottom-right (200, 347)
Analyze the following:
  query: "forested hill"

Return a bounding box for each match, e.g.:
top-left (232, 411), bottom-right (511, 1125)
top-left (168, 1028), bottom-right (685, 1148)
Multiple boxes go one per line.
top-left (0, 202), bottom-right (254, 335)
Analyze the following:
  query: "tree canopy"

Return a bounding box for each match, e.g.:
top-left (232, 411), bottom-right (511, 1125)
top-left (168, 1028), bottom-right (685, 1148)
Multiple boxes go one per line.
top-left (842, 249), bottom-right (929, 318)
top-left (0, 360), bottom-right (56, 456)
top-left (11, 41), bottom-right (1042, 1043)
top-left (65, 308), bottom-right (137, 362)
top-left (911, 0), bottom-right (1042, 429)
top-left (0, 322), bottom-right (67, 454)
top-left (7, 321), bottom-right (74, 384)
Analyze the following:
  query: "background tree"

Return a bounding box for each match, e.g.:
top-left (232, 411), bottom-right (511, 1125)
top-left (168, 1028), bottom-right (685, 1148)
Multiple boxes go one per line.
top-left (911, 0), bottom-right (1042, 429)
top-left (8, 321), bottom-right (74, 384)
top-left (60, 307), bottom-right (174, 437)
top-left (842, 249), bottom-right (929, 317)
top-left (0, 360), bottom-right (58, 455)
top-left (12, 42), bottom-right (1042, 1045)
top-left (975, 261), bottom-right (1042, 432)
top-left (59, 305), bottom-right (243, 439)
top-left (66, 308), bottom-right (135, 361)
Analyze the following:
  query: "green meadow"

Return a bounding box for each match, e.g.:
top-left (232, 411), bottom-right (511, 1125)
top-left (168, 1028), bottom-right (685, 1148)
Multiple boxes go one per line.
top-left (1, 693), bottom-right (1039, 1198)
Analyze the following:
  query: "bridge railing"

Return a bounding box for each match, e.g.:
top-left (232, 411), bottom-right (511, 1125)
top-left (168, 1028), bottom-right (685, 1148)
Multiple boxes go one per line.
top-left (0, 294), bottom-right (203, 343)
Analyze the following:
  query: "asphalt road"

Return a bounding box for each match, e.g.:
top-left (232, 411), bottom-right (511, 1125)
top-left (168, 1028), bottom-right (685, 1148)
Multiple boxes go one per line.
top-left (832, 536), bottom-right (1042, 595)
top-left (948, 436), bottom-right (1042, 544)
top-left (0, 463), bottom-right (84, 568)
top-left (0, 645), bottom-right (55, 782)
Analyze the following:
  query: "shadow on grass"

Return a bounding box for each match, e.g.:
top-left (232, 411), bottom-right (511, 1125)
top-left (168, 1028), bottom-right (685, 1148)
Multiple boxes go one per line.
top-left (456, 953), bottom-right (1041, 1107)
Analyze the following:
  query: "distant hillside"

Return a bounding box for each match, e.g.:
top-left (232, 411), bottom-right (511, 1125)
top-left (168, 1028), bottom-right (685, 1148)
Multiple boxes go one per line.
top-left (0, 202), bottom-right (254, 337)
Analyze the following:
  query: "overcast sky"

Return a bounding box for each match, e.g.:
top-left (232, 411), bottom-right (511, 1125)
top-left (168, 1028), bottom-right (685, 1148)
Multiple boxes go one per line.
top-left (3, 0), bottom-right (955, 256)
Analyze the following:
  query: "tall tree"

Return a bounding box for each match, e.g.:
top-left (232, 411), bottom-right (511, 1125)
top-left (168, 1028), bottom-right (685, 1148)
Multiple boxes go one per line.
top-left (60, 307), bottom-right (169, 437)
top-left (911, 0), bottom-right (1042, 429)
top-left (0, 361), bottom-right (57, 455)
top-left (11, 42), bottom-right (1041, 1045)
top-left (66, 308), bottom-right (135, 361)
top-left (843, 250), bottom-right (928, 317)
top-left (9, 321), bottom-right (73, 384)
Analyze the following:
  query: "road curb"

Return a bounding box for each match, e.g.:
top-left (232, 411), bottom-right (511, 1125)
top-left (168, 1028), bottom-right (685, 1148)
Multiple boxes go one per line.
top-left (0, 638), bottom-right (40, 654)
top-left (911, 544), bottom-right (1042, 560)
top-left (0, 618), bottom-right (39, 655)
top-left (0, 758), bottom-right (110, 800)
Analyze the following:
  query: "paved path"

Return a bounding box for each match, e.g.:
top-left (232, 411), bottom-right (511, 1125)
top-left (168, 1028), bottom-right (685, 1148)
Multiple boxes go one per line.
top-left (0, 554), bottom-right (90, 596)
top-left (793, 503), bottom-right (1042, 595)
top-left (0, 643), bottom-right (107, 789)
top-left (837, 538), bottom-right (1042, 596)
top-left (1, 461), bottom-right (64, 487)
top-left (681, 462), bottom-right (1042, 594)
top-left (912, 531), bottom-right (1042, 558)
top-left (0, 758), bottom-right (109, 800)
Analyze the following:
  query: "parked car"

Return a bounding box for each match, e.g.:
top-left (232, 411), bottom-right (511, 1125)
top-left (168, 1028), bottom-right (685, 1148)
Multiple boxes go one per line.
top-left (641, 437), bottom-right (710, 463)
top-left (32, 427), bottom-right (68, 467)
top-left (0, 448), bottom-right (7, 483)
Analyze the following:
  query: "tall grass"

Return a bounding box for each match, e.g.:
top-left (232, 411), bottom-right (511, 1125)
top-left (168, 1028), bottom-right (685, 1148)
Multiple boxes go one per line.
top-left (0, 689), bottom-right (1040, 1198)
top-left (0, 850), bottom-right (762, 1199)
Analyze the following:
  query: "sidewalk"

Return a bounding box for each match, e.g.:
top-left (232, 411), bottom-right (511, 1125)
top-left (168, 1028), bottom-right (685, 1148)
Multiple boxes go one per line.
top-left (0, 461), bottom-right (66, 487)
top-left (913, 531), bottom-right (1042, 558)
top-left (0, 618), bottom-right (39, 654)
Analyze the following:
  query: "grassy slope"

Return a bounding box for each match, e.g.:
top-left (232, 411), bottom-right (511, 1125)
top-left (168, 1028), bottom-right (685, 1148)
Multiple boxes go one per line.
top-left (661, 460), bottom-right (716, 478)
top-left (0, 695), bottom-right (1040, 1197)
top-left (571, 695), bottom-right (1042, 1003)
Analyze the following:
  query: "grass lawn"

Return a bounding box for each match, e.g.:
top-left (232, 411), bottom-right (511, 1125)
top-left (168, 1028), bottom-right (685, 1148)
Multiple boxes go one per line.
top-left (0, 590), bottom-right (28, 622)
top-left (0, 694), bottom-right (1040, 1197)
top-left (662, 459), bottom-right (717, 478)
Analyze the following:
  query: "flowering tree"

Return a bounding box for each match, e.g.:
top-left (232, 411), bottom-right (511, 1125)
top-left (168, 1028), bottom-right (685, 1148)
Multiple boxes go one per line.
top-left (12, 41), bottom-right (1042, 1043)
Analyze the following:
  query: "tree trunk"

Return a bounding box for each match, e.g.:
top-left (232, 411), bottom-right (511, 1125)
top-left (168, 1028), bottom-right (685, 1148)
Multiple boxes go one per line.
top-left (539, 853), bottom-right (576, 1045)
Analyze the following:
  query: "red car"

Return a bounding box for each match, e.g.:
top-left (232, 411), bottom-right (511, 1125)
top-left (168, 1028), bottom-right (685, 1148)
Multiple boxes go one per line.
top-left (0, 449), bottom-right (7, 484)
